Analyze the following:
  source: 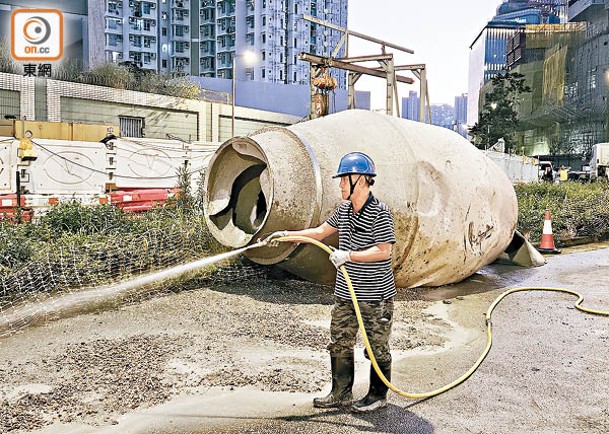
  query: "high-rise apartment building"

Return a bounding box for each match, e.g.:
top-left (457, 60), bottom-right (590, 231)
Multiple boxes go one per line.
top-left (89, 0), bottom-right (348, 87)
top-left (454, 93), bottom-right (468, 137)
top-left (401, 91), bottom-right (420, 122)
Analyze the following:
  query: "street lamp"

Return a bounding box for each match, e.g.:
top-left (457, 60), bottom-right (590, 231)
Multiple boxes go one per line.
top-left (486, 102), bottom-right (498, 151)
top-left (231, 50), bottom-right (257, 138)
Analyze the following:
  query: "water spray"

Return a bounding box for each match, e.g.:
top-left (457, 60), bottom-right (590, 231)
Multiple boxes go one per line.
top-left (0, 239), bottom-right (269, 337)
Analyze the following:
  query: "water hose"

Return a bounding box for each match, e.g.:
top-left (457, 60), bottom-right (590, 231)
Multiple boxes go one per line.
top-left (271, 235), bottom-right (609, 400)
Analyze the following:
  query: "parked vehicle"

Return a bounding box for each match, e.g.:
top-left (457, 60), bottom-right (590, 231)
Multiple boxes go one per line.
top-left (567, 165), bottom-right (591, 182)
top-left (590, 143), bottom-right (609, 181)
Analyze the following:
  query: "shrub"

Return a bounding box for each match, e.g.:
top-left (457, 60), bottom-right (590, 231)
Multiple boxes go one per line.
top-left (515, 181), bottom-right (609, 243)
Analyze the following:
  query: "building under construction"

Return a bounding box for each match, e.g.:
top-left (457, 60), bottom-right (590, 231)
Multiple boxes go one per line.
top-left (505, 0), bottom-right (609, 162)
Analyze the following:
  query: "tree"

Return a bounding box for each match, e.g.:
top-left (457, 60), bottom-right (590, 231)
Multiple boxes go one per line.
top-left (469, 72), bottom-right (531, 152)
top-left (0, 38), bottom-right (21, 75)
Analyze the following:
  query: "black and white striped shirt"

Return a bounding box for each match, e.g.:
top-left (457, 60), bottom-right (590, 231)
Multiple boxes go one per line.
top-left (326, 193), bottom-right (397, 301)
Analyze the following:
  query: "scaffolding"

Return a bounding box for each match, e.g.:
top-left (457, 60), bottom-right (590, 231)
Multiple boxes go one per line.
top-left (298, 15), bottom-right (430, 121)
top-left (505, 20), bottom-right (607, 161)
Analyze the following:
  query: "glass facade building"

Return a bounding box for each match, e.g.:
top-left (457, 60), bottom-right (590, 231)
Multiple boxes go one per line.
top-left (506, 0), bottom-right (609, 159)
top-left (467, 0), bottom-right (567, 126)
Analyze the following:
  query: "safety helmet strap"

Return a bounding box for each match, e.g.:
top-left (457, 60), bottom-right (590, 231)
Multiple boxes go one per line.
top-left (347, 174), bottom-right (362, 201)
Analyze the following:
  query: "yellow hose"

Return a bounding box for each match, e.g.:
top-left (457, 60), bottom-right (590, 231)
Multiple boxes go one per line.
top-left (275, 235), bottom-right (609, 400)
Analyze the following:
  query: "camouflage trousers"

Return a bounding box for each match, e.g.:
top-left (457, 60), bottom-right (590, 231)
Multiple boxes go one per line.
top-left (327, 296), bottom-right (394, 364)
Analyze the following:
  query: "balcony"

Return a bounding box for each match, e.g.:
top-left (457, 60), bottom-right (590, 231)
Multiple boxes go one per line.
top-left (216, 56), bottom-right (232, 69)
top-left (105, 40), bottom-right (123, 51)
top-left (199, 56), bottom-right (215, 72)
top-left (172, 25), bottom-right (190, 41)
top-left (105, 17), bottom-right (123, 33)
top-left (199, 9), bottom-right (215, 23)
top-left (199, 43), bottom-right (215, 56)
top-left (172, 0), bottom-right (188, 9)
top-left (141, 1), bottom-right (156, 16)
top-left (216, 0), bottom-right (235, 18)
top-left (200, 24), bottom-right (215, 39)
top-left (129, 40), bottom-right (143, 50)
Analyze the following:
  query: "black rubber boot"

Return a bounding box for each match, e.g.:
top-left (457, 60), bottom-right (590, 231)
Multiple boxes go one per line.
top-left (313, 355), bottom-right (355, 408)
top-left (351, 360), bottom-right (391, 413)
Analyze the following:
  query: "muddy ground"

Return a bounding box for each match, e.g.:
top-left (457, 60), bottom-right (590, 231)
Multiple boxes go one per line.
top-left (1, 244), bottom-right (609, 433)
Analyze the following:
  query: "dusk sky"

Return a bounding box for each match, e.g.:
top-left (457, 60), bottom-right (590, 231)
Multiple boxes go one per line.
top-left (347, 0), bottom-right (502, 107)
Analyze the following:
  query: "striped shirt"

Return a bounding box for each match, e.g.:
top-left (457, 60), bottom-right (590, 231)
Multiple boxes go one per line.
top-left (326, 193), bottom-right (397, 301)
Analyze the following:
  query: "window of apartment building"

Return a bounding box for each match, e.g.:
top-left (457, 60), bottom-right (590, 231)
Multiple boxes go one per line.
top-left (108, 1), bottom-right (121, 14)
top-left (293, 72), bottom-right (297, 82)
top-left (162, 59), bottom-right (168, 68)
top-left (175, 41), bottom-right (185, 53)
top-left (280, 36), bottom-right (284, 46)
top-left (162, 27), bottom-right (167, 36)
top-left (262, 33), bottom-right (266, 43)
top-left (143, 20), bottom-right (152, 31)
top-left (130, 35), bottom-right (142, 47)
top-left (262, 68), bottom-right (265, 78)
top-left (262, 0), bottom-right (266, 8)
top-left (175, 25), bottom-right (186, 37)
top-left (107, 34), bottom-right (122, 46)
top-left (262, 16), bottom-right (266, 26)
top-left (106, 17), bottom-right (122, 29)
top-left (162, 12), bottom-right (167, 20)
top-left (120, 116), bottom-right (145, 138)
top-left (261, 51), bottom-right (265, 61)
top-left (143, 36), bottom-right (155, 48)
top-left (279, 70), bottom-right (283, 80)
top-left (201, 8), bottom-right (214, 20)
top-left (294, 4), bottom-right (298, 14)
top-left (294, 38), bottom-right (297, 48)
top-left (280, 53), bottom-right (283, 62)
top-left (143, 2), bottom-right (150, 14)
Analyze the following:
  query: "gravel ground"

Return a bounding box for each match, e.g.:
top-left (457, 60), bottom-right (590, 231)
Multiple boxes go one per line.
top-left (2, 245), bottom-right (608, 434)
top-left (0, 262), bottom-right (446, 433)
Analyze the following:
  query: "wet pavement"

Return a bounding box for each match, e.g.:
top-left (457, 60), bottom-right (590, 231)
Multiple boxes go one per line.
top-left (6, 244), bottom-right (609, 434)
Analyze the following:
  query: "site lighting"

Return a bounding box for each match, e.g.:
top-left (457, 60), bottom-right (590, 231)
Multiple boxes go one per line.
top-left (232, 50), bottom-right (257, 138)
top-left (486, 102), bottom-right (498, 151)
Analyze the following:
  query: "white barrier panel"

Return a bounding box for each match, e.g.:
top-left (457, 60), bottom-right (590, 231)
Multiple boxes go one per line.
top-left (112, 138), bottom-right (192, 189)
top-left (23, 138), bottom-right (107, 195)
top-left (0, 137), bottom-right (13, 193)
top-left (485, 151), bottom-right (539, 184)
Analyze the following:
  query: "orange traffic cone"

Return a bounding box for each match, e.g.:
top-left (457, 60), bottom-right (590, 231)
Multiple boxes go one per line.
top-left (537, 210), bottom-right (561, 254)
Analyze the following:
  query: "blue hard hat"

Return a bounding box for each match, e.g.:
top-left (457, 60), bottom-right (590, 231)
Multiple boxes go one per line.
top-left (333, 152), bottom-right (377, 178)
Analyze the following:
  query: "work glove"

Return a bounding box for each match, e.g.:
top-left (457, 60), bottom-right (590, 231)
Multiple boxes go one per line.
top-left (265, 230), bottom-right (288, 247)
top-left (329, 250), bottom-right (351, 269)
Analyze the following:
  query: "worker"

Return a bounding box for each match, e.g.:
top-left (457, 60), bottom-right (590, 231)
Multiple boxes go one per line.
top-left (542, 166), bottom-right (554, 183)
top-left (559, 165), bottom-right (570, 182)
top-left (266, 152), bottom-right (397, 413)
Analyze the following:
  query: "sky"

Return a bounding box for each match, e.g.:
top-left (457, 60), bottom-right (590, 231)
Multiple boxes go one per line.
top-left (347, 0), bottom-right (502, 109)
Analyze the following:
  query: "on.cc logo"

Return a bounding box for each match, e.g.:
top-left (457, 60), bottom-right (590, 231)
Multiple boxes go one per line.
top-left (11, 9), bottom-right (63, 61)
